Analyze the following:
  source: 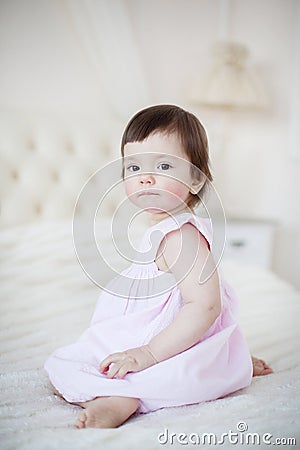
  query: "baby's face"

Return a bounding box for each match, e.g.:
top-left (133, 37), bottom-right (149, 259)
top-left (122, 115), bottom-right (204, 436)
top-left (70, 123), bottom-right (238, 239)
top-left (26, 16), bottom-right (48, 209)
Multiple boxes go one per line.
top-left (123, 132), bottom-right (198, 215)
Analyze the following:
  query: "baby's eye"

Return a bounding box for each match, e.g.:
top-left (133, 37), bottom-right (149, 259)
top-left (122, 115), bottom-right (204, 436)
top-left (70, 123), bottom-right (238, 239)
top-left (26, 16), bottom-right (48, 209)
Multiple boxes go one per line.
top-left (127, 164), bottom-right (140, 172)
top-left (157, 163), bottom-right (172, 171)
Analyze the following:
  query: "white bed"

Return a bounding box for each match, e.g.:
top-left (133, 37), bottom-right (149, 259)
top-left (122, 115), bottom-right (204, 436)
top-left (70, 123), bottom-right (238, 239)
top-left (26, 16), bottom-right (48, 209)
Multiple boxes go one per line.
top-left (1, 113), bottom-right (300, 449)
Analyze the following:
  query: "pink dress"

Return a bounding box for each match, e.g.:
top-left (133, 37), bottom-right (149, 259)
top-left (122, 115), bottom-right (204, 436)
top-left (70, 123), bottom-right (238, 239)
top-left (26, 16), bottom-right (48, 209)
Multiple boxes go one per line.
top-left (44, 213), bottom-right (253, 413)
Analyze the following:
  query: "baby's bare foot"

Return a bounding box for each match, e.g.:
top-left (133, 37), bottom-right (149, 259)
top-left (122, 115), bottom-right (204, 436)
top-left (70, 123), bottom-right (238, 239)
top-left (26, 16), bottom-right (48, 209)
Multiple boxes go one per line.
top-left (74, 396), bottom-right (139, 429)
top-left (252, 356), bottom-right (273, 376)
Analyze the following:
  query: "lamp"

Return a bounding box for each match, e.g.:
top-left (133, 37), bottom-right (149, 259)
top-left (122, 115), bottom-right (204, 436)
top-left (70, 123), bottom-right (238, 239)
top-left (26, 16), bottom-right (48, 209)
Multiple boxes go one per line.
top-left (191, 41), bottom-right (268, 110)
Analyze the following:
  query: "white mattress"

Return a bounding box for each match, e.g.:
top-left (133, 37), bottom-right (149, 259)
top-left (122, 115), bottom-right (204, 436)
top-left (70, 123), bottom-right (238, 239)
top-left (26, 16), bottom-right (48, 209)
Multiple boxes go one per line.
top-left (1, 220), bottom-right (299, 449)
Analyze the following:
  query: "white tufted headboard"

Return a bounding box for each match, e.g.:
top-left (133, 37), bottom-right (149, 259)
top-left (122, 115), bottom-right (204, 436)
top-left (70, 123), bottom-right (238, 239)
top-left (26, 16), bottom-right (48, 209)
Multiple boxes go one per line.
top-left (0, 111), bottom-right (125, 227)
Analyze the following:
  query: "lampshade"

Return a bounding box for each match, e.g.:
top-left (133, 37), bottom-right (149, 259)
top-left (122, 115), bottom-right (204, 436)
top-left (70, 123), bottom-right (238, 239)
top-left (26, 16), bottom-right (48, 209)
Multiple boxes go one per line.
top-left (192, 41), bottom-right (268, 110)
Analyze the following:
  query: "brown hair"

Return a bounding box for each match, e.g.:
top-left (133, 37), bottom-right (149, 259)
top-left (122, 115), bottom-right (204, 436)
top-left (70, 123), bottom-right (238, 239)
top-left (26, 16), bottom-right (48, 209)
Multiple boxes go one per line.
top-left (121, 104), bottom-right (213, 208)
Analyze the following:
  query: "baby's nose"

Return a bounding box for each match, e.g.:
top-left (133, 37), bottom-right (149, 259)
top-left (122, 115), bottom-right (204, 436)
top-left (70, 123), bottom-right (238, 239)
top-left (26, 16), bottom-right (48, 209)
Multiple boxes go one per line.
top-left (139, 173), bottom-right (155, 184)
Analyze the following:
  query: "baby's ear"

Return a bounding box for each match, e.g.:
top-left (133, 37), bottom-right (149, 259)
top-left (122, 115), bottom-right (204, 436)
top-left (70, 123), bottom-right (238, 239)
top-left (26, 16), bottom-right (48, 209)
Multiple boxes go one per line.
top-left (189, 178), bottom-right (205, 195)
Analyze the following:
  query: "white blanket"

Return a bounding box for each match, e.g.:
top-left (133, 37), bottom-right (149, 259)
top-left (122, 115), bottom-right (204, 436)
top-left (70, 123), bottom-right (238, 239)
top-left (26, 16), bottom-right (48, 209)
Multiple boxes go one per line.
top-left (1, 220), bottom-right (299, 449)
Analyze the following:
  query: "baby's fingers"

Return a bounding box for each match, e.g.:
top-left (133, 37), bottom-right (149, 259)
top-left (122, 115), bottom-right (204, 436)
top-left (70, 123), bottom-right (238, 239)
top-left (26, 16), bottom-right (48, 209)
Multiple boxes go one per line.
top-left (99, 353), bottom-right (121, 373)
top-left (117, 363), bottom-right (132, 379)
top-left (106, 361), bottom-right (124, 379)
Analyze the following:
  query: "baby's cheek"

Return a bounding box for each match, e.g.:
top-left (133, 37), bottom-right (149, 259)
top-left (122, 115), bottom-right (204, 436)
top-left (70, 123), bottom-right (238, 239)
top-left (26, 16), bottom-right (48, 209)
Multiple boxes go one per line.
top-left (124, 179), bottom-right (135, 197)
top-left (162, 179), bottom-right (189, 199)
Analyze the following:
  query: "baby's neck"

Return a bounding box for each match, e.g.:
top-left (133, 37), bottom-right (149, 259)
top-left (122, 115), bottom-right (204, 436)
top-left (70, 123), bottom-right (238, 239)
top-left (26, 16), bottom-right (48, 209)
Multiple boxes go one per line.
top-left (148, 206), bottom-right (193, 226)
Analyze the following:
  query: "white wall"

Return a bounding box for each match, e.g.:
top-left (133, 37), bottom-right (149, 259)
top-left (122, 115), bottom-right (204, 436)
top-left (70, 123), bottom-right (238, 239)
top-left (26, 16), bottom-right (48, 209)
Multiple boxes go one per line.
top-left (0, 0), bottom-right (299, 287)
top-left (0, 0), bottom-right (109, 115)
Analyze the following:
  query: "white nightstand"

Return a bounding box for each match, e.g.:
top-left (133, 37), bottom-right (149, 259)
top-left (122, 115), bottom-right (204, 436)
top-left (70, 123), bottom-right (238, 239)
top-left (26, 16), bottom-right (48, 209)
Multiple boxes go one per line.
top-left (217, 219), bottom-right (275, 269)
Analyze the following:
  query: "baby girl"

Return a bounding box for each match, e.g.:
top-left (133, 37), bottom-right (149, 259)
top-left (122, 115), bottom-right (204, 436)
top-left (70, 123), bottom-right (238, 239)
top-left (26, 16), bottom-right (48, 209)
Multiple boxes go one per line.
top-left (45, 104), bottom-right (272, 428)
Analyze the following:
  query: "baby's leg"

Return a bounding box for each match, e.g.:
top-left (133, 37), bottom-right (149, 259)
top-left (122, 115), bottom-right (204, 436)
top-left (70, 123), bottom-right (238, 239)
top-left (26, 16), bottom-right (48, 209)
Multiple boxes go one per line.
top-left (74, 396), bottom-right (139, 429)
top-left (252, 356), bottom-right (273, 376)
top-left (50, 383), bottom-right (138, 428)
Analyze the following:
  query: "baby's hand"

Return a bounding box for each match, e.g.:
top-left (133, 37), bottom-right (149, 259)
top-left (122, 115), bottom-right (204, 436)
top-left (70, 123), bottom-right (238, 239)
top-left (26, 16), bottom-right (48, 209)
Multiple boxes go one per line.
top-left (99, 345), bottom-right (158, 379)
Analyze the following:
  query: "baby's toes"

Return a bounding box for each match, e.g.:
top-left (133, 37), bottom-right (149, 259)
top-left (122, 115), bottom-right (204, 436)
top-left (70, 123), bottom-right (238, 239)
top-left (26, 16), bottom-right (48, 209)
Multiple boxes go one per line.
top-left (252, 357), bottom-right (273, 376)
top-left (75, 411), bottom-right (87, 429)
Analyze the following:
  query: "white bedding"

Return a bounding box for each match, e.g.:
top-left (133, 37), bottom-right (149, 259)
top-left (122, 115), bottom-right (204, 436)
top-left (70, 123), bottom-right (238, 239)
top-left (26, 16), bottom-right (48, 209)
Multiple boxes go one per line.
top-left (1, 220), bottom-right (300, 449)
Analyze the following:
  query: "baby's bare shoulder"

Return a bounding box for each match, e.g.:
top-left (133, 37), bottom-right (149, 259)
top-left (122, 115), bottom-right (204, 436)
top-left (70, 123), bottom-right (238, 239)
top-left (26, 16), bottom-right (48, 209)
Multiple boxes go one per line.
top-left (165, 223), bottom-right (208, 248)
top-left (162, 223), bottom-right (209, 266)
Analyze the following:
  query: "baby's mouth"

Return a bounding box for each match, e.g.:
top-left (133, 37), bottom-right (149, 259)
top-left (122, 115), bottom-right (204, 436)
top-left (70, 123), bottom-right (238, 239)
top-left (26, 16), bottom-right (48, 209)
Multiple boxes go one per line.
top-left (137, 191), bottom-right (160, 197)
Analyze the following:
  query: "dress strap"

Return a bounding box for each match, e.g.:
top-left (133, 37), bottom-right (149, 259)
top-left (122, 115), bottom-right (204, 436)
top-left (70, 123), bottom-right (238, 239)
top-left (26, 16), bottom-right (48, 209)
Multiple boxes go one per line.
top-left (139, 213), bottom-right (213, 264)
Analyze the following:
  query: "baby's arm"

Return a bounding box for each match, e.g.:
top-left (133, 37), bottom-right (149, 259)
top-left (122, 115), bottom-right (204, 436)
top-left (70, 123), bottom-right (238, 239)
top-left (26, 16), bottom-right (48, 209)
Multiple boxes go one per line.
top-left (148, 223), bottom-right (221, 362)
top-left (100, 223), bottom-right (221, 378)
